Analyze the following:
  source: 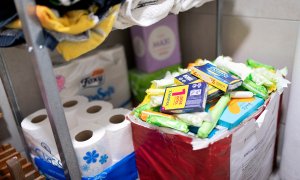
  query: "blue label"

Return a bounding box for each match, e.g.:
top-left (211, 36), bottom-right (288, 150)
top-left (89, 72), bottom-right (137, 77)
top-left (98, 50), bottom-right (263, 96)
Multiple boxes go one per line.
top-left (34, 153), bottom-right (138, 180)
top-left (195, 63), bottom-right (240, 84)
top-left (175, 72), bottom-right (198, 84)
top-left (185, 82), bottom-right (207, 111)
top-left (87, 86), bottom-right (115, 101)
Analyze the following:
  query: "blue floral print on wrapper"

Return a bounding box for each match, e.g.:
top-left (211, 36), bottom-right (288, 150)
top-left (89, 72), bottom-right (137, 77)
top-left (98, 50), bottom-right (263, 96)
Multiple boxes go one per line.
top-left (83, 150), bottom-right (99, 164)
top-left (99, 154), bottom-right (108, 164)
top-left (81, 164), bottom-right (90, 172)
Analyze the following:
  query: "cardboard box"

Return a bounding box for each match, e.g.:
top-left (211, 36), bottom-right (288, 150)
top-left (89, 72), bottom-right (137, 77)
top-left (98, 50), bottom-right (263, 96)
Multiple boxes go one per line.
top-left (129, 93), bottom-right (280, 180)
top-left (131, 15), bottom-right (181, 72)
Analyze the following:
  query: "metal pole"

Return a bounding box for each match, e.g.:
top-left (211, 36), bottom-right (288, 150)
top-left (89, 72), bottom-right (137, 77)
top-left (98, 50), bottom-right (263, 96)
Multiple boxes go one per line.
top-left (0, 53), bottom-right (32, 159)
top-left (13, 0), bottom-right (81, 179)
top-left (216, 0), bottom-right (223, 56)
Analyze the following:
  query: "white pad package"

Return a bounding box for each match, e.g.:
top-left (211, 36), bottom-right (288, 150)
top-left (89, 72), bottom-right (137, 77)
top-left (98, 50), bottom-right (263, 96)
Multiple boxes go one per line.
top-left (54, 45), bottom-right (131, 108)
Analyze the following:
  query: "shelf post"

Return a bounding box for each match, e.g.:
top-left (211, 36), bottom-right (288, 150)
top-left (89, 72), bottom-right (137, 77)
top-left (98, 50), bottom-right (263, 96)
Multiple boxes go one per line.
top-left (12, 0), bottom-right (81, 179)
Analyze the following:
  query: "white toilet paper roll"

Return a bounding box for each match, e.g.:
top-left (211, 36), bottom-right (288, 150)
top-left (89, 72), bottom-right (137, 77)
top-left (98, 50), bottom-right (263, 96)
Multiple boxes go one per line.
top-left (76, 101), bottom-right (113, 124)
top-left (21, 109), bottom-right (58, 155)
top-left (96, 108), bottom-right (134, 162)
top-left (71, 123), bottom-right (112, 177)
top-left (62, 96), bottom-right (88, 129)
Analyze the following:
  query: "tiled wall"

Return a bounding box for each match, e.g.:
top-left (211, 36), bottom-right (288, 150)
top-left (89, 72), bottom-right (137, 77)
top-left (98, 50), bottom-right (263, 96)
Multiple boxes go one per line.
top-left (179, 0), bottom-right (300, 165)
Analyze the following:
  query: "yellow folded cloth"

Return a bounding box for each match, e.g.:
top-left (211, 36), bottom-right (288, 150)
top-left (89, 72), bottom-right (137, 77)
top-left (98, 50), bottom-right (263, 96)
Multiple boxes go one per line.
top-left (6, 19), bottom-right (22, 29)
top-left (56, 4), bottom-right (120, 61)
top-left (36, 5), bottom-right (99, 35)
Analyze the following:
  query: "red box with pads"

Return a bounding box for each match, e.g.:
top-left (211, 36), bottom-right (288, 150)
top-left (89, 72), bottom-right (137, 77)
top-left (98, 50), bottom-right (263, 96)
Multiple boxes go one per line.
top-left (129, 93), bottom-right (280, 180)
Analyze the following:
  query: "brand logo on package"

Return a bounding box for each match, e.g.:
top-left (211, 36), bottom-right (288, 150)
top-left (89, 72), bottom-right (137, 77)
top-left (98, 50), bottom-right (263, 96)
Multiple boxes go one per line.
top-left (149, 26), bottom-right (176, 61)
top-left (81, 69), bottom-right (105, 88)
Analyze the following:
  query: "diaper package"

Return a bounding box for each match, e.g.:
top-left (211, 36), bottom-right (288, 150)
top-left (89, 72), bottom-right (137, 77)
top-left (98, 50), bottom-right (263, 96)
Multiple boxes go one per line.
top-left (54, 45), bottom-right (131, 108)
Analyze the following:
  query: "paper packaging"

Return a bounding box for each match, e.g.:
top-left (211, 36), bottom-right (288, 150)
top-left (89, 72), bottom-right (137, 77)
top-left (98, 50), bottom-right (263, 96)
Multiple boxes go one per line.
top-left (129, 93), bottom-right (280, 180)
top-left (54, 45), bottom-right (131, 108)
top-left (21, 109), bottom-right (58, 155)
top-left (76, 101), bottom-right (113, 124)
top-left (161, 82), bottom-right (208, 114)
top-left (191, 63), bottom-right (242, 92)
top-left (62, 96), bottom-right (88, 130)
top-left (70, 123), bottom-right (112, 177)
top-left (130, 15), bottom-right (181, 73)
top-left (95, 108), bottom-right (134, 162)
top-left (206, 96), bottom-right (264, 130)
top-left (174, 72), bottom-right (224, 101)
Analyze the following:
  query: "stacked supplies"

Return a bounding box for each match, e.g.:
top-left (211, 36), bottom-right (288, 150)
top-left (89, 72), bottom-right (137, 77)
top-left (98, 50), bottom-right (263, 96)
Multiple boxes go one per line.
top-left (21, 95), bottom-right (135, 178)
top-left (0, 0), bottom-right (214, 61)
top-left (131, 56), bottom-right (290, 140)
top-left (0, 0), bottom-right (122, 60)
top-left (54, 45), bottom-right (132, 108)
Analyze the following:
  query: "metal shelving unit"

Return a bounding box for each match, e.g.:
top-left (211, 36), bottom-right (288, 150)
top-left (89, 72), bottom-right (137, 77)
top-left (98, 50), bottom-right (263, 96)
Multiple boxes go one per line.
top-left (0, 0), bottom-right (223, 178)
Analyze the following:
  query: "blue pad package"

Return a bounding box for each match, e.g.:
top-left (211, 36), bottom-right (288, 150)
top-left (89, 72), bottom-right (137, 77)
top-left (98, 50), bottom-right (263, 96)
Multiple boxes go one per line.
top-left (206, 97), bottom-right (264, 130)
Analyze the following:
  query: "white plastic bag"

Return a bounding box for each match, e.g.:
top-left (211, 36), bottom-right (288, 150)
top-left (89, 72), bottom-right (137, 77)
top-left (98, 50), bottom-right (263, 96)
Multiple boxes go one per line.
top-left (54, 45), bottom-right (131, 108)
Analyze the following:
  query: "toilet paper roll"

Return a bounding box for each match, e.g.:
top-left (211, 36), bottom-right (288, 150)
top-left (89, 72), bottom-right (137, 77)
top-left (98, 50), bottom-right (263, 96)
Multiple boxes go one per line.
top-left (96, 108), bottom-right (134, 162)
top-left (71, 123), bottom-right (112, 177)
top-left (21, 109), bottom-right (58, 155)
top-left (76, 101), bottom-right (113, 124)
top-left (62, 96), bottom-right (88, 129)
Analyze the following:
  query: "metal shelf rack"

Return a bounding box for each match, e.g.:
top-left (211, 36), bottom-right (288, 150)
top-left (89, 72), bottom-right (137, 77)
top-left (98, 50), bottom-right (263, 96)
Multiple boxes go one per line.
top-left (0, 0), bottom-right (223, 179)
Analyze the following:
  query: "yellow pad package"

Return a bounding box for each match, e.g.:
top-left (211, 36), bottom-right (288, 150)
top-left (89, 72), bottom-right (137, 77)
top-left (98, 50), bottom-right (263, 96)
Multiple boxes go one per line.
top-left (161, 82), bottom-right (208, 114)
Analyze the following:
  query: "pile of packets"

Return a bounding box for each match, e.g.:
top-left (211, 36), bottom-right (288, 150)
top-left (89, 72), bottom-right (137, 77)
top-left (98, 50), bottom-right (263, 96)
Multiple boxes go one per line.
top-left (131, 56), bottom-right (290, 139)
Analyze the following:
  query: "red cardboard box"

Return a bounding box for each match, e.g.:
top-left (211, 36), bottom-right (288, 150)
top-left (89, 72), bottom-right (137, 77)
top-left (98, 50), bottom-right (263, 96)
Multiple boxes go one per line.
top-left (129, 93), bottom-right (280, 180)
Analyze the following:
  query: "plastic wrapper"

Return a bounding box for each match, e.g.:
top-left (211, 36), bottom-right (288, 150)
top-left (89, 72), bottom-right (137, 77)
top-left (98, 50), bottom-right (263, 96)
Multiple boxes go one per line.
top-left (246, 59), bottom-right (275, 71)
top-left (230, 91), bottom-right (253, 98)
top-left (198, 94), bottom-right (231, 138)
top-left (33, 152), bottom-right (138, 180)
top-left (175, 112), bottom-right (211, 127)
top-left (215, 56), bottom-right (252, 80)
top-left (150, 95), bottom-right (164, 107)
top-left (146, 115), bottom-right (189, 133)
top-left (242, 78), bottom-right (269, 99)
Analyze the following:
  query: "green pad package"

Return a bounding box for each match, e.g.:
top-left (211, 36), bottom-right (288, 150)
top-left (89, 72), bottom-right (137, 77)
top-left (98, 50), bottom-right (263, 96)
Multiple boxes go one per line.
top-left (147, 115), bottom-right (189, 133)
top-left (129, 65), bottom-right (180, 102)
top-left (242, 78), bottom-right (268, 100)
top-left (197, 94), bottom-right (231, 138)
top-left (247, 59), bottom-right (275, 71)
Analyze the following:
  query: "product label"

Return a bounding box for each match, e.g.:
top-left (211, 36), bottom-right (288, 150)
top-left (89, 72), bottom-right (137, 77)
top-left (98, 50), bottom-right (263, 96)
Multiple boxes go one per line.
top-left (161, 82), bottom-right (207, 113)
top-left (191, 63), bottom-right (242, 92)
top-left (87, 86), bottom-right (115, 101)
top-left (174, 72), bottom-right (200, 85)
top-left (148, 26), bottom-right (176, 61)
top-left (79, 69), bottom-right (116, 102)
top-left (163, 85), bottom-right (189, 110)
top-left (80, 68), bottom-right (105, 89)
top-left (175, 72), bottom-right (223, 99)
top-left (230, 94), bottom-right (279, 180)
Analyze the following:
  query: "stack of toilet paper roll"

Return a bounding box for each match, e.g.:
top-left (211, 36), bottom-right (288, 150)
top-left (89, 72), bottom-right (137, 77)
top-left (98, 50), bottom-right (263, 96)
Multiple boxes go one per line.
top-left (21, 96), bottom-right (134, 177)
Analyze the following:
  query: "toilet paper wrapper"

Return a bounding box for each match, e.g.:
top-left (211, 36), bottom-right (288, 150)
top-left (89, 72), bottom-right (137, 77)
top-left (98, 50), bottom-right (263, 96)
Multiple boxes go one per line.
top-left (71, 123), bottom-right (112, 177)
top-left (96, 108), bottom-right (134, 162)
top-left (21, 109), bottom-right (58, 155)
top-left (62, 95), bottom-right (89, 129)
